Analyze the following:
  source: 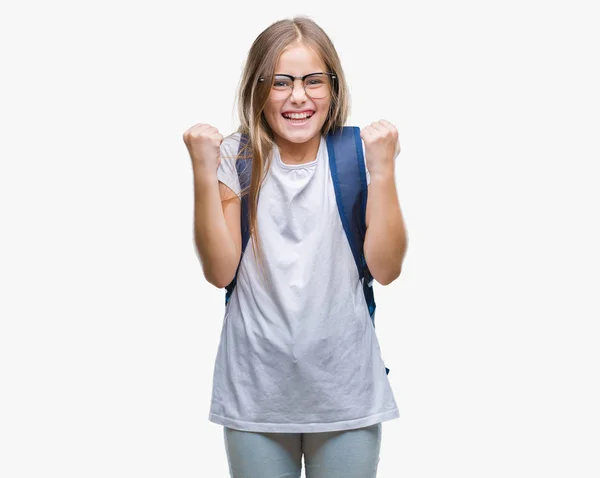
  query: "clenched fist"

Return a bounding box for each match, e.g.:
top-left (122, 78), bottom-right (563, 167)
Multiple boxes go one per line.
top-left (360, 119), bottom-right (401, 179)
top-left (182, 123), bottom-right (224, 174)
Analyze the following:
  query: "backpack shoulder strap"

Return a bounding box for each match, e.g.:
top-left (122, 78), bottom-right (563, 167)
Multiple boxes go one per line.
top-left (326, 126), bottom-right (389, 375)
top-left (224, 132), bottom-right (252, 306)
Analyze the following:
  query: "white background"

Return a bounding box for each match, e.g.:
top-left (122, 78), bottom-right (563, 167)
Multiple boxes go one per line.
top-left (1, 0), bottom-right (599, 477)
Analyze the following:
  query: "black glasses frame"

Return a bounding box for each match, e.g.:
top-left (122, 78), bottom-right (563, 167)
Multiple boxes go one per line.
top-left (258, 72), bottom-right (337, 84)
top-left (258, 72), bottom-right (337, 98)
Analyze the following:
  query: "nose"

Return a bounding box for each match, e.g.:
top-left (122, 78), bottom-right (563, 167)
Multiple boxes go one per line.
top-left (290, 79), bottom-right (307, 103)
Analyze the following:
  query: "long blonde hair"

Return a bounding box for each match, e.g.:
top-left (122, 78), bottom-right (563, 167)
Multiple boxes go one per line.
top-left (230, 16), bottom-right (351, 286)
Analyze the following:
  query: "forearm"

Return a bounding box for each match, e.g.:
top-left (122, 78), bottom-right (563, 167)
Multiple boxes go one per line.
top-left (193, 172), bottom-right (239, 288)
top-left (363, 171), bottom-right (408, 285)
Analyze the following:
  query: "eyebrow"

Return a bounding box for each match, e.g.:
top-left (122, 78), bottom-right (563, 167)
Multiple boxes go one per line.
top-left (274, 72), bottom-right (323, 76)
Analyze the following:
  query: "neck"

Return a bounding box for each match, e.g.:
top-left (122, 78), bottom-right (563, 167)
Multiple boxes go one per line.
top-left (275, 132), bottom-right (321, 165)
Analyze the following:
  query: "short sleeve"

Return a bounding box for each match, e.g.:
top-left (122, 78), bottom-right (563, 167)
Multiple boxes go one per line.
top-left (217, 132), bottom-right (242, 199)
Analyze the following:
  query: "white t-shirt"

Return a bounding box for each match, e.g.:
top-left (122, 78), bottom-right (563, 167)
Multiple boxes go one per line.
top-left (208, 131), bottom-right (400, 433)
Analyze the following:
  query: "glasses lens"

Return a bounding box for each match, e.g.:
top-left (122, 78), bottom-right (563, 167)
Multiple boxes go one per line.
top-left (303, 73), bottom-right (331, 99)
top-left (268, 74), bottom-right (332, 100)
top-left (272, 76), bottom-right (293, 90)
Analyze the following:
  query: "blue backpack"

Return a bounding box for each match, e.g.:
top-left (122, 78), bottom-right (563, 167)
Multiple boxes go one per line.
top-left (224, 125), bottom-right (390, 375)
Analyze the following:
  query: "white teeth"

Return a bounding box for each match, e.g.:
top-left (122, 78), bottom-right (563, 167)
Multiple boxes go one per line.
top-left (283, 112), bottom-right (313, 119)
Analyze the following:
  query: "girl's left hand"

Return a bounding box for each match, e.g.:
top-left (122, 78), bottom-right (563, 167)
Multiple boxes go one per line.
top-left (360, 119), bottom-right (401, 178)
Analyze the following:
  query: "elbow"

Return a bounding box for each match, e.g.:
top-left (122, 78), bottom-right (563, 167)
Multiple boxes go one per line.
top-left (378, 266), bottom-right (402, 286)
top-left (216, 275), bottom-right (235, 290)
top-left (203, 270), bottom-right (220, 289)
top-left (196, 239), bottom-right (240, 289)
top-left (381, 247), bottom-right (407, 285)
top-left (205, 264), bottom-right (237, 289)
top-left (205, 271), bottom-right (233, 289)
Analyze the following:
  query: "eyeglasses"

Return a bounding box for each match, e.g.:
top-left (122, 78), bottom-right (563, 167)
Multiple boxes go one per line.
top-left (258, 72), bottom-right (336, 100)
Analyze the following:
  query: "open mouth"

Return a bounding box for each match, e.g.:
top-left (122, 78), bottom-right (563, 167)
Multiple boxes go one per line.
top-left (281, 112), bottom-right (315, 124)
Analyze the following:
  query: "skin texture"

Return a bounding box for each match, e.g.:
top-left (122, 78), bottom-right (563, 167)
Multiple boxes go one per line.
top-left (262, 43), bottom-right (331, 165)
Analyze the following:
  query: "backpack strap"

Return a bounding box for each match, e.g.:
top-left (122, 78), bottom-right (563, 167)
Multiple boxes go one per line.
top-left (327, 126), bottom-right (388, 375)
top-left (224, 132), bottom-right (252, 307)
top-left (325, 126), bottom-right (375, 316)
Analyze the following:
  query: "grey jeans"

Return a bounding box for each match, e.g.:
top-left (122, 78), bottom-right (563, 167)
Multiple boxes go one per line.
top-left (223, 422), bottom-right (382, 478)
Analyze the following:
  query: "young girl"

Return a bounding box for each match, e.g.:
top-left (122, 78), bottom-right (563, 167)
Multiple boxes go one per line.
top-left (183, 16), bottom-right (407, 478)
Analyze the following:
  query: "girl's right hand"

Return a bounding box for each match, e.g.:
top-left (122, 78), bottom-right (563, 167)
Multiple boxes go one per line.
top-left (182, 123), bottom-right (224, 174)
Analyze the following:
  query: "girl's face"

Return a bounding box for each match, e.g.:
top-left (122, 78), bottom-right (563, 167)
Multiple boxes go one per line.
top-left (263, 44), bottom-right (332, 145)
